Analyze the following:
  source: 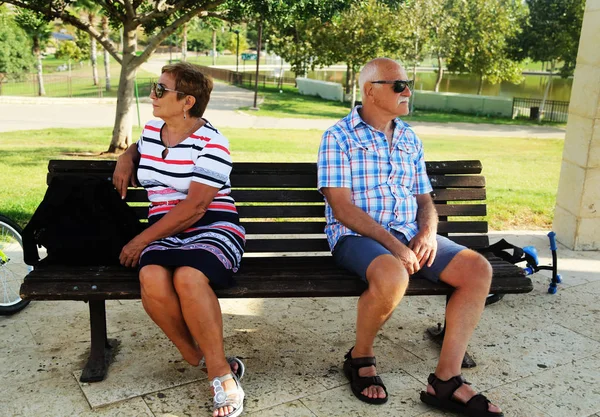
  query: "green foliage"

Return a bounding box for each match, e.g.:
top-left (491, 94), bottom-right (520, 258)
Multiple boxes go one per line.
top-left (75, 29), bottom-right (91, 60)
top-left (314, 0), bottom-right (402, 72)
top-left (446, 0), bottom-right (524, 89)
top-left (225, 31), bottom-right (249, 55)
top-left (0, 6), bottom-right (35, 79)
top-left (517, 0), bottom-right (585, 78)
top-left (55, 40), bottom-right (85, 62)
top-left (14, 7), bottom-right (53, 54)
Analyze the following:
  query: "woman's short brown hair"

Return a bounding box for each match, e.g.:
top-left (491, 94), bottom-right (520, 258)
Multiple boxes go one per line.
top-left (161, 62), bottom-right (213, 118)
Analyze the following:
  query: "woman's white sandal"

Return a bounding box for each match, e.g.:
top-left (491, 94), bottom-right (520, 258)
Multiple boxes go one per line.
top-left (212, 373), bottom-right (244, 417)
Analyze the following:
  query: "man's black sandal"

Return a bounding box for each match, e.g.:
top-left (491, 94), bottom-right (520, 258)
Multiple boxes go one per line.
top-left (343, 347), bottom-right (388, 405)
top-left (420, 373), bottom-right (504, 417)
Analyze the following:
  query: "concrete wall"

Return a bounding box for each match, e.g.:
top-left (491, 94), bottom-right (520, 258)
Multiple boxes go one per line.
top-left (296, 78), bottom-right (344, 102)
top-left (412, 90), bottom-right (513, 117)
top-left (553, 0), bottom-right (600, 251)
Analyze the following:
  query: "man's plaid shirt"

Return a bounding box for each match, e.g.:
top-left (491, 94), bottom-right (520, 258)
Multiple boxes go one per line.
top-left (317, 106), bottom-right (433, 251)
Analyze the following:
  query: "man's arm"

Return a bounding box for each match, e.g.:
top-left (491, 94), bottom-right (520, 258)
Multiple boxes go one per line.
top-left (408, 193), bottom-right (438, 267)
top-left (113, 144), bottom-right (141, 199)
top-left (322, 187), bottom-right (420, 274)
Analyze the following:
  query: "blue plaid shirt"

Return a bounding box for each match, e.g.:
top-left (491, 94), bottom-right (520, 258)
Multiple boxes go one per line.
top-left (317, 106), bottom-right (433, 251)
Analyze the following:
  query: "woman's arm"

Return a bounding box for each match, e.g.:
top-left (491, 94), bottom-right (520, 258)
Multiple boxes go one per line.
top-left (119, 181), bottom-right (219, 267)
top-left (113, 144), bottom-right (141, 199)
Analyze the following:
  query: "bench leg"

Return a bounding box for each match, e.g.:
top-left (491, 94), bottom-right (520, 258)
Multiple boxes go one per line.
top-left (80, 300), bottom-right (113, 383)
top-left (426, 295), bottom-right (477, 369)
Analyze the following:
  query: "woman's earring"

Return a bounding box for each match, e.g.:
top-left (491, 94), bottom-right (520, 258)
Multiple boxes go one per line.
top-left (183, 110), bottom-right (187, 120)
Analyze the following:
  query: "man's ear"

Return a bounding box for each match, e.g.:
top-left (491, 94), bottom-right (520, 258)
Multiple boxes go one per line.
top-left (363, 83), bottom-right (374, 101)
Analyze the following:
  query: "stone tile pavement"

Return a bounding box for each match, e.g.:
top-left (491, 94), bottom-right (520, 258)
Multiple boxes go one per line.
top-left (2, 230), bottom-right (599, 417)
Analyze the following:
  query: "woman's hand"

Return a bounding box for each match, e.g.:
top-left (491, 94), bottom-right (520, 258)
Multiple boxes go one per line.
top-left (113, 152), bottom-right (138, 199)
top-left (119, 236), bottom-right (148, 268)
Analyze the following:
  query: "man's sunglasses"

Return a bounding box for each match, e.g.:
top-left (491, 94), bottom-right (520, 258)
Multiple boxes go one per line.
top-left (151, 82), bottom-right (187, 98)
top-left (370, 80), bottom-right (413, 93)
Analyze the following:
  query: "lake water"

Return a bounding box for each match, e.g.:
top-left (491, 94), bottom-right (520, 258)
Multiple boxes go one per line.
top-left (270, 69), bottom-right (573, 102)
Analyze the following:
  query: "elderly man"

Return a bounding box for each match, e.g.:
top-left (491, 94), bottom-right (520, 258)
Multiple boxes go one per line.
top-left (317, 57), bottom-right (503, 417)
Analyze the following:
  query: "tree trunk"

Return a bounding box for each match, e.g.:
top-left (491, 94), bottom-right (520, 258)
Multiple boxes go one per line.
top-left (350, 70), bottom-right (357, 108)
top-left (212, 29), bottom-right (217, 65)
top-left (434, 53), bottom-right (443, 93)
top-left (181, 23), bottom-right (188, 62)
top-left (108, 28), bottom-right (138, 153)
top-left (102, 16), bottom-right (111, 92)
top-left (35, 47), bottom-right (45, 96)
top-left (538, 61), bottom-right (556, 123)
top-left (252, 19), bottom-right (262, 109)
top-left (477, 75), bottom-right (484, 95)
top-left (91, 36), bottom-right (99, 86)
top-left (345, 63), bottom-right (351, 95)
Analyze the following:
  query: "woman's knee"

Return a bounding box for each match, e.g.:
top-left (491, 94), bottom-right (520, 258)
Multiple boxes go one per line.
top-left (366, 255), bottom-right (409, 297)
top-left (139, 265), bottom-right (172, 303)
top-left (172, 267), bottom-right (211, 298)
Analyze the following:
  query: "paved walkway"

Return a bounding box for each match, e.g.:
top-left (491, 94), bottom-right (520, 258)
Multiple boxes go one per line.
top-left (0, 91), bottom-right (566, 139)
top-left (2, 231), bottom-right (599, 416)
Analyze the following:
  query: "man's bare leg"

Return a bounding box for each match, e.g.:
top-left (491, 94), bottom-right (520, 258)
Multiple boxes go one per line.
top-left (354, 254), bottom-right (409, 399)
top-left (428, 250), bottom-right (501, 413)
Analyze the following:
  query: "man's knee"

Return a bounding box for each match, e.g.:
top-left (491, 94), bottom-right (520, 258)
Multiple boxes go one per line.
top-left (365, 255), bottom-right (409, 299)
top-left (443, 250), bottom-right (492, 290)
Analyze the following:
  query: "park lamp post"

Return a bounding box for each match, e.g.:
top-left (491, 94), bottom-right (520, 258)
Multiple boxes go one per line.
top-left (232, 29), bottom-right (240, 73)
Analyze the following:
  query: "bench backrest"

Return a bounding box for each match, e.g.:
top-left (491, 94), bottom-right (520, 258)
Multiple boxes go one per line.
top-left (47, 160), bottom-right (489, 254)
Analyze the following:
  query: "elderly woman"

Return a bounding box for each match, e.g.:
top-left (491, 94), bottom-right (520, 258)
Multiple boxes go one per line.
top-left (113, 62), bottom-right (245, 417)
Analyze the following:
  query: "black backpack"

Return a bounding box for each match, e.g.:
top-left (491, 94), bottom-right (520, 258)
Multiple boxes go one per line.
top-left (23, 175), bottom-right (144, 266)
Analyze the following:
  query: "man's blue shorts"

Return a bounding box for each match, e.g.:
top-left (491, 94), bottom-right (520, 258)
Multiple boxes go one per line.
top-left (332, 230), bottom-right (466, 283)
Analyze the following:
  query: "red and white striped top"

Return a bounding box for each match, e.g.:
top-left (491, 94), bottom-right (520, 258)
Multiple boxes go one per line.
top-left (136, 119), bottom-right (237, 217)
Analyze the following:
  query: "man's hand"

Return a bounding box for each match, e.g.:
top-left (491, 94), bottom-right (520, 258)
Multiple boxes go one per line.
top-left (119, 236), bottom-right (147, 268)
top-left (113, 154), bottom-right (137, 199)
top-left (390, 240), bottom-right (421, 275)
top-left (408, 230), bottom-right (437, 268)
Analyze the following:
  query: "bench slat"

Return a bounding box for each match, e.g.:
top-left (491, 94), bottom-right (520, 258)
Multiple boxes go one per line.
top-left (48, 160), bottom-right (483, 176)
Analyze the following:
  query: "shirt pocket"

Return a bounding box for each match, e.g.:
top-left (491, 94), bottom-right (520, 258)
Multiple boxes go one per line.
top-left (393, 142), bottom-right (419, 192)
top-left (348, 141), bottom-right (380, 191)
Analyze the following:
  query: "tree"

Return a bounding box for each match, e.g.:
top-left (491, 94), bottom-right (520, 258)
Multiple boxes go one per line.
top-left (3, 0), bottom-right (227, 153)
top-left (74, 1), bottom-right (103, 86)
top-left (446, 0), bottom-right (524, 95)
top-left (100, 15), bottom-right (111, 91)
top-left (0, 6), bottom-right (35, 85)
top-left (313, 0), bottom-right (403, 106)
top-left (514, 0), bottom-right (585, 120)
top-left (55, 40), bottom-right (85, 66)
top-left (14, 8), bottom-right (52, 96)
top-left (264, 0), bottom-right (350, 78)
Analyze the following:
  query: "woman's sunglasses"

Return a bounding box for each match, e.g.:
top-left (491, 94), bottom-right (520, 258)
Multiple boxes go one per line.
top-left (370, 80), bottom-right (413, 93)
top-left (151, 82), bottom-right (187, 99)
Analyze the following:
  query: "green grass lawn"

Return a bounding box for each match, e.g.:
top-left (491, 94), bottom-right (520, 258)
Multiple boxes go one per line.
top-left (0, 128), bottom-right (563, 231)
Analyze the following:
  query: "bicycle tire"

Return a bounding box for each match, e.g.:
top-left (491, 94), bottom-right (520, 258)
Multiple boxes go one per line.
top-left (0, 215), bottom-right (31, 315)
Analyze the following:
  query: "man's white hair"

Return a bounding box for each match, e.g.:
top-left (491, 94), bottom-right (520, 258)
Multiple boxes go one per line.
top-left (358, 57), bottom-right (403, 96)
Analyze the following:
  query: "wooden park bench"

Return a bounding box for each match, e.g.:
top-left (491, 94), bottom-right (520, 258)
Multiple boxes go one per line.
top-left (20, 159), bottom-right (533, 383)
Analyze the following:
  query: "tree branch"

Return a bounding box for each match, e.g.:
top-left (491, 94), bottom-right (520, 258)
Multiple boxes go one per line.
top-left (5, 0), bottom-right (124, 64)
top-left (138, 0), bottom-right (224, 26)
top-left (134, 3), bottom-right (214, 67)
top-left (122, 0), bottom-right (136, 21)
top-left (58, 12), bottom-right (123, 64)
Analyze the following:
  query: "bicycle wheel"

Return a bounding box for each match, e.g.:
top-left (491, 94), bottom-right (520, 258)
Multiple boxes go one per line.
top-left (0, 215), bottom-right (31, 315)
